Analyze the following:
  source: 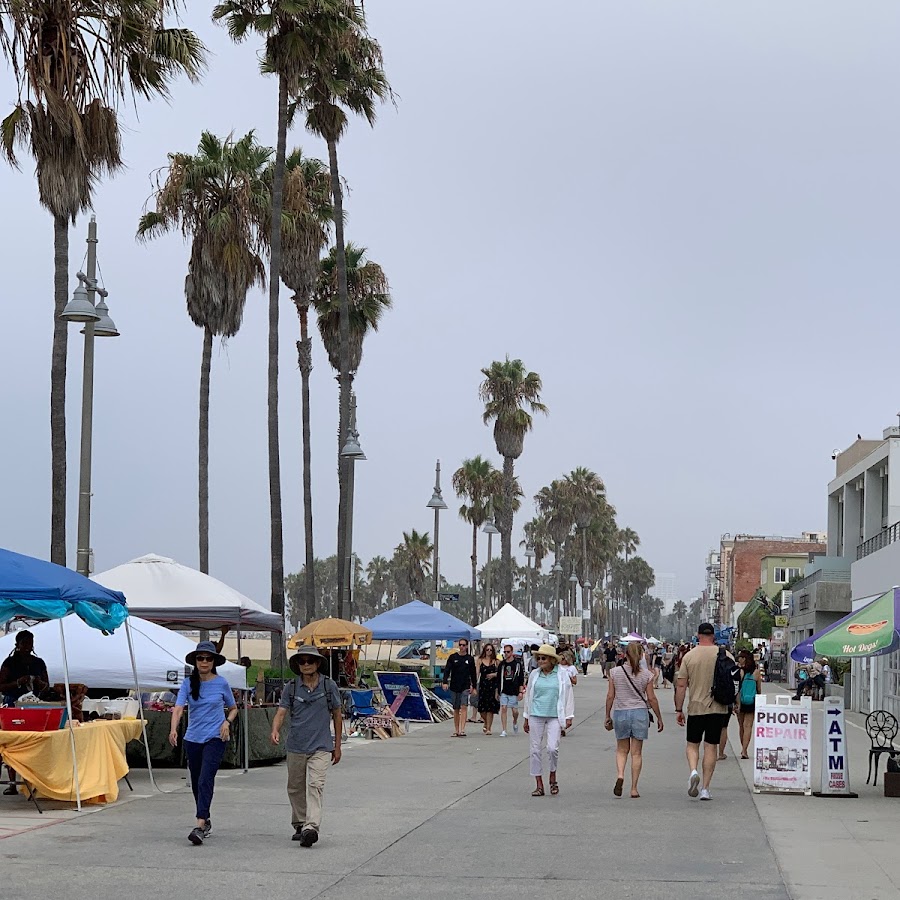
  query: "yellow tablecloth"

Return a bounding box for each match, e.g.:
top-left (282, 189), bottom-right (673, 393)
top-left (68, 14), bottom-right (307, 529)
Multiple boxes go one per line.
top-left (0, 719), bottom-right (143, 804)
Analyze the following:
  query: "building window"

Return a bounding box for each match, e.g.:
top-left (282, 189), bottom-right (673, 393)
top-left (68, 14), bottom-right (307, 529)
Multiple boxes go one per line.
top-left (774, 567), bottom-right (801, 584)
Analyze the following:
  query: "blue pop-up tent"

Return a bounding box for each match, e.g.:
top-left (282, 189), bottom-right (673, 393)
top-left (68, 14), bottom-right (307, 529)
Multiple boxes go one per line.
top-left (363, 599), bottom-right (481, 641)
top-left (0, 548), bottom-right (140, 808)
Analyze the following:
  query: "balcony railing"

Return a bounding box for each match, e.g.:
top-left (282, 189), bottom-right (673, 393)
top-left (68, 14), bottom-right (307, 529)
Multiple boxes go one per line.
top-left (857, 523), bottom-right (900, 560)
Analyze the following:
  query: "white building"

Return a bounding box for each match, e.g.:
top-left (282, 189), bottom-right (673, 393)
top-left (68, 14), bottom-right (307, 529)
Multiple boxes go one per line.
top-left (652, 573), bottom-right (677, 608)
top-left (827, 425), bottom-right (900, 716)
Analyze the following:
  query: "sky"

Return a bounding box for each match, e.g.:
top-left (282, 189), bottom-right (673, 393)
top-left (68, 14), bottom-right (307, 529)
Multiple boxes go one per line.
top-left (2, 2), bottom-right (900, 613)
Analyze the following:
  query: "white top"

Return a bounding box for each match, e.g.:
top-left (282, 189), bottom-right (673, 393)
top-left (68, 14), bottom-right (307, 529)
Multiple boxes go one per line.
top-left (563, 664), bottom-right (579, 683)
top-left (523, 666), bottom-right (575, 728)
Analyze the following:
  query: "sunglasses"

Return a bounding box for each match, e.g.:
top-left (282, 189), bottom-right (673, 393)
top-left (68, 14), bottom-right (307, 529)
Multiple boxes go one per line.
top-left (297, 658), bottom-right (318, 665)
top-left (536, 655), bottom-right (550, 661)
top-left (195, 655), bottom-right (215, 662)
top-left (458, 644), bottom-right (468, 649)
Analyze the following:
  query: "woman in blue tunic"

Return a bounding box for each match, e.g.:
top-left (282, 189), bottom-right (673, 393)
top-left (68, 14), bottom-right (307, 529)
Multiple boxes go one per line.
top-left (169, 641), bottom-right (237, 845)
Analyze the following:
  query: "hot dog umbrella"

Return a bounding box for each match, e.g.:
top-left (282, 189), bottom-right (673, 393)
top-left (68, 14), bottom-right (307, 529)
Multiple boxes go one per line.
top-left (791, 587), bottom-right (899, 663)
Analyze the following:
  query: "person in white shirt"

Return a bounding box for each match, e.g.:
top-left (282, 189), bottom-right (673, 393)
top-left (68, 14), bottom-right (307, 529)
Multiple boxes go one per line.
top-left (579, 644), bottom-right (592, 676)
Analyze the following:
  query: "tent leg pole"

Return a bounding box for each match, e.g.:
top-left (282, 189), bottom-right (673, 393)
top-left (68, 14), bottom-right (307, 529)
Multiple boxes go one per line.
top-left (58, 619), bottom-right (81, 811)
top-left (242, 695), bottom-right (250, 774)
top-left (125, 618), bottom-right (158, 791)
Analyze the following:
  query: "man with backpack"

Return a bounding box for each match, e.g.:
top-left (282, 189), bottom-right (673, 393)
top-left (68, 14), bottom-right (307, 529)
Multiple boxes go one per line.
top-left (271, 645), bottom-right (342, 846)
top-left (674, 623), bottom-right (737, 801)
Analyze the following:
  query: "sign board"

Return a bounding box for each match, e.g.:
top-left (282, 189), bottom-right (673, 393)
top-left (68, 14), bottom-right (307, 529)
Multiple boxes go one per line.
top-left (774, 616), bottom-right (788, 627)
top-left (558, 616), bottom-right (581, 634)
top-left (815, 696), bottom-right (857, 797)
top-left (438, 592), bottom-right (460, 603)
top-left (753, 695), bottom-right (812, 794)
top-left (375, 671), bottom-right (433, 722)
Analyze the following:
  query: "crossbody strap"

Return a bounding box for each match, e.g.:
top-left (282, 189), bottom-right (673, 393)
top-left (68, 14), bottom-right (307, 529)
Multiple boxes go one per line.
top-left (620, 667), bottom-right (651, 711)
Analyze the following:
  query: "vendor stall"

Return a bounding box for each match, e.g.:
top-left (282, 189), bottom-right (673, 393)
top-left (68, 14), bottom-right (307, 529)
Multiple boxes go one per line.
top-left (0, 546), bottom-right (147, 809)
top-left (477, 604), bottom-right (548, 643)
top-left (0, 719), bottom-right (141, 803)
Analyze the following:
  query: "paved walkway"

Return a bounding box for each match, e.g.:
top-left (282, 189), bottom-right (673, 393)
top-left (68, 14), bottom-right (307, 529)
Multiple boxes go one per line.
top-left (0, 669), bottom-right (788, 900)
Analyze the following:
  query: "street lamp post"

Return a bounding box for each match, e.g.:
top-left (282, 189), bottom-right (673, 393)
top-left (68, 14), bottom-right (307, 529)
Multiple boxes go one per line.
top-left (551, 557), bottom-right (563, 630)
top-left (483, 503), bottom-right (500, 618)
top-left (568, 567), bottom-right (578, 628)
top-left (426, 460), bottom-right (448, 607)
top-left (426, 460), bottom-right (448, 678)
top-left (340, 392), bottom-right (366, 621)
top-left (60, 216), bottom-right (120, 576)
top-left (524, 543), bottom-right (535, 621)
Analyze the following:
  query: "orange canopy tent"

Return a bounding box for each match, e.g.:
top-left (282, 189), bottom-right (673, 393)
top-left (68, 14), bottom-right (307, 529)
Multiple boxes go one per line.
top-left (287, 617), bottom-right (372, 649)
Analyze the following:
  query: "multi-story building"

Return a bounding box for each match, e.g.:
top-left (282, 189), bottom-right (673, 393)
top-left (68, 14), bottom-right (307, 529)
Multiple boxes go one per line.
top-left (826, 426), bottom-right (900, 715)
top-left (720, 533), bottom-right (826, 627)
top-left (652, 573), bottom-right (677, 609)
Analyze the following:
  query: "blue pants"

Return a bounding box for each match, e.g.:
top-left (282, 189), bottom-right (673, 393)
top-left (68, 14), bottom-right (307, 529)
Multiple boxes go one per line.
top-left (184, 738), bottom-right (227, 821)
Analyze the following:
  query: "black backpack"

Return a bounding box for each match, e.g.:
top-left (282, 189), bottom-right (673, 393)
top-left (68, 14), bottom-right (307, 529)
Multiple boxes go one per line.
top-left (711, 646), bottom-right (740, 706)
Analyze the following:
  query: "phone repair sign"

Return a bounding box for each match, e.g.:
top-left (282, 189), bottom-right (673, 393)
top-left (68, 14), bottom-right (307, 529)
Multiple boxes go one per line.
top-left (753, 695), bottom-right (812, 794)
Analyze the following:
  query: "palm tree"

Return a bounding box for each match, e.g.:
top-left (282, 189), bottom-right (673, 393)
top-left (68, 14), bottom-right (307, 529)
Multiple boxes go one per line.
top-left (293, 2), bottom-right (390, 617)
top-left (673, 599), bottom-right (688, 641)
top-left (480, 358), bottom-right (547, 607)
top-left (312, 243), bottom-right (391, 374)
top-left (313, 240), bottom-right (390, 617)
top-left (395, 530), bottom-right (433, 600)
top-left (619, 527), bottom-right (640, 563)
top-left (278, 149), bottom-right (334, 626)
top-left (1, 1), bottom-right (204, 564)
top-left (138, 131), bottom-right (269, 576)
top-left (364, 555), bottom-right (391, 612)
top-left (452, 456), bottom-right (501, 626)
top-left (535, 479), bottom-right (575, 620)
top-left (213, 0), bottom-right (344, 655)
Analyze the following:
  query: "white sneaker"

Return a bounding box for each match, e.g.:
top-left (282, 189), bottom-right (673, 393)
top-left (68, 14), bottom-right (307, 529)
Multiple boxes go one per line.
top-left (699, 788), bottom-right (711, 801)
top-left (688, 770), bottom-right (700, 797)
top-left (513, 724), bottom-right (519, 734)
top-left (500, 730), bottom-right (507, 737)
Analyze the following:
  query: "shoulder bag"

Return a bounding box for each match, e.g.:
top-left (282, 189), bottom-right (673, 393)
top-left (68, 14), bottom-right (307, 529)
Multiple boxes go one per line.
top-left (620, 667), bottom-right (655, 724)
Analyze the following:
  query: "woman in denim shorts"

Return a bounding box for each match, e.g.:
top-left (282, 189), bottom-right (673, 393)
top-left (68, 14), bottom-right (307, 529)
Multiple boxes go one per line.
top-left (604, 642), bottom-right (663, 798)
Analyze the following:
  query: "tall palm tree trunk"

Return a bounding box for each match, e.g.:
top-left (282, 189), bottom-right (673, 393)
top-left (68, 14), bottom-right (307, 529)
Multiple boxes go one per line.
top-left (268, 74), bottom-right (288, 661)
top-left (500, 455), bottom-right (515, 605)
top-left (50, 215), bottom-right (68, 565)
top-left (298, 302), bottom-right (316, 624)
top-left (470, 522), bottom-right (478, 627)
top-left (198, 327), bottom-right (212, 575)
top-left (327, 136), bottom-right (351, 619)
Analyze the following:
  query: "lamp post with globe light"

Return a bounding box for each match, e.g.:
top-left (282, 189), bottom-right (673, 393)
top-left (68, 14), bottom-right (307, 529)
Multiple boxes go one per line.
top-left (524, 543), bottom-right (535, 621)
top-left (340, 393), bottom-right (365, 620)
top-left (483, 503), bottom-right (500, 618)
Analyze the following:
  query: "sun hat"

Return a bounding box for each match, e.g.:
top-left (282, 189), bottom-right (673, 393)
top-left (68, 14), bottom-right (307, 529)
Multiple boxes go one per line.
top-left (532, 643), bottom-right (560, 662)
top-left (289, 645), bottom-right (327, 675)
top-left (185, 640), bottom-right (226, 667)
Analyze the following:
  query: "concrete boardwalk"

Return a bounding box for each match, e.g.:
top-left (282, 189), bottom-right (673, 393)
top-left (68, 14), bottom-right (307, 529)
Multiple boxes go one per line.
top-left (1, 671), bottom-right (787, 900)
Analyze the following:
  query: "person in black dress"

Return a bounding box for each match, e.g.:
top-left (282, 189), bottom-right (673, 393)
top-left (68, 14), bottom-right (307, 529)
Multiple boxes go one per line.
top-left (477, 644), bottom-right (500, 734)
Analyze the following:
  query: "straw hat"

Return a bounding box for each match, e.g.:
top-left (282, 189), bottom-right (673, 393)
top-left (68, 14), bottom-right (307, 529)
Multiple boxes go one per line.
top-left (531, 643), bottom-right (560, 662)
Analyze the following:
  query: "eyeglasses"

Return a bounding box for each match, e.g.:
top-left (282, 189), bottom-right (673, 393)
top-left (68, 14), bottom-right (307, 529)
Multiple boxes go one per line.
top-left (195, 655), bottom-right (215, 662)
top-left (536, 655), bottom-right (550, 661)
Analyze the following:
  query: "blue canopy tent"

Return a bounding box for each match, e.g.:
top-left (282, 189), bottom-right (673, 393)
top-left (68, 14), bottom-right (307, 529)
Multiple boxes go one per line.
top-left (0, 548), bottom-right (143, 809)
top-left (363, 600), bottom-right (481, 641)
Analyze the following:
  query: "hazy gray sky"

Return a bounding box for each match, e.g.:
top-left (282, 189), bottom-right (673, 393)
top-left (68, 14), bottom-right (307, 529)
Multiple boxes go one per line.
top-left (2, 2), bottom-right (899, 612)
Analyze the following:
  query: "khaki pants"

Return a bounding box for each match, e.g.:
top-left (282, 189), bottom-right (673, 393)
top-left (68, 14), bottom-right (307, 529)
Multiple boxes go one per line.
top-left (287, 750), bottom-right (330, 830)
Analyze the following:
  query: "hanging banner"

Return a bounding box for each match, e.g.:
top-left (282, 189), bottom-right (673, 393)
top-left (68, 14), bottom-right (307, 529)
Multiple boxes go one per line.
top-left (558, 616), bottom-right (580, 634)
top-left (814, 695), bottom-right (857, 797)
top-left (375, 671), bottom-right (433, 722)
top-left (753, 695), bottom-right (812, 794)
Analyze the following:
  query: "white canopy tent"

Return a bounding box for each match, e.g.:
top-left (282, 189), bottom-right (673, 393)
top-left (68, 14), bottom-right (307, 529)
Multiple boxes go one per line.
top-left (477, 604), bottom-right (549, 642)
top-left (0, 615), bottom-right (249, 691)
top-left (92, 554), bottom-right (282, 632)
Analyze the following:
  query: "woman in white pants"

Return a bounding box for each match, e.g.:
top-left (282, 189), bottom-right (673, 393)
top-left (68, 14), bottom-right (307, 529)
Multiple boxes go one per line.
top-left (523, 644), bottom-right (574, 797)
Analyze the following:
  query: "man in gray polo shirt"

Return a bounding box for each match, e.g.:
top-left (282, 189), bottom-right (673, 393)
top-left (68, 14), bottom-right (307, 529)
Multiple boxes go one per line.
top-left (272, 645), bottom-right (342, 846)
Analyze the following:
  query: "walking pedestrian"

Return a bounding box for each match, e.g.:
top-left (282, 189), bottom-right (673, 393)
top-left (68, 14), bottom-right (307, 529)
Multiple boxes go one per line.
top-left (498, 644), bottom-right (526, 736)
top-left (561, 650), bottom-right (579, 686)
top-left (736, 648), bottom-right (762, 759)
top-left (441, 639), bottom-right (477, 737)
top-left (523, 644), bottom-right (574, 797)
top-left (477, 644), bottom-right (500, 734)
top-left (674, 624), bottom-right (735, 801)
top-left (605, 641), bottom-right (664, 798)
top-left (169, 641), bottom-right (237, 845)
top-left (579, 643), bottom-right (592, 676)
top-left (270, 646), bottom-right (342, 847)
top-left (603, 642), bottom-right (617, 678)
